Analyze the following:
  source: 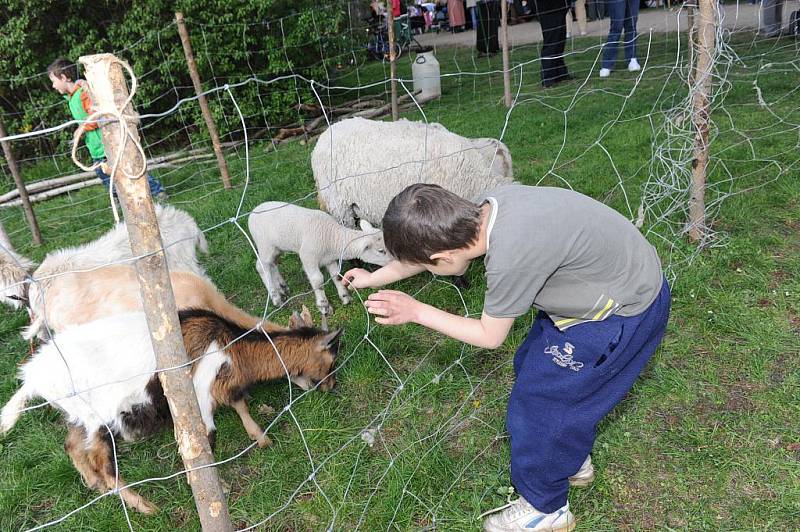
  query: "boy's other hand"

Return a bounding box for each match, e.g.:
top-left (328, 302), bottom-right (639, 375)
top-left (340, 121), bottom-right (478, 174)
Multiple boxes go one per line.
top-left (365, 290), bottom-right (420, 325)
top-left (342, 268), bottom-right (374, 290)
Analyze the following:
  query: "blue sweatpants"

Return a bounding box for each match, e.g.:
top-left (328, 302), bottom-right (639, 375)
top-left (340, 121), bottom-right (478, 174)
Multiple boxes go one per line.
top-left (93, 158), bottom-right (165, 197)
top-left (601, 0), bottom-right (639, 70)
top-left (508, 278), bottom-right (671, 513)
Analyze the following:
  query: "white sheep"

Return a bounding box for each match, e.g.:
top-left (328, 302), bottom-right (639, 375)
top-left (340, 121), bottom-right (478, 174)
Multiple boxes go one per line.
top-left (312, 117), bottom-right (514, 227)
top-left (248, 201), bottom-right (391, 316)
top-left (0, 220), bottom-right (35, 310)
top-left (26, 204), bottom-right (208, 340)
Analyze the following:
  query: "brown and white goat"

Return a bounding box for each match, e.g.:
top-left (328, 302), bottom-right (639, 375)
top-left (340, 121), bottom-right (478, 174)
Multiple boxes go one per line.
top-left (1, 308), bottom-right (341, 514)
top-left (24, 265), bottom-right (286, 340)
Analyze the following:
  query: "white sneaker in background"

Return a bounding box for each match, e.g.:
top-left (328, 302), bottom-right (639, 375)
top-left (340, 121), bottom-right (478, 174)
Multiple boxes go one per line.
top-left (483, 498), bottom-right (576, 532)
top-left (628, 58), bottom-right (641, 71)
top-left (599, 68), bottom-right (611, 78)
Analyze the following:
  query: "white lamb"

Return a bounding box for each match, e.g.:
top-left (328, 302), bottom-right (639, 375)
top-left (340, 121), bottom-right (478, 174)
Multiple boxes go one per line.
top-left (312, 117), bottom-right (514, 227)
top-left (0, 220), bottom-right (35, 310)
top-left (248, 201), bottom-right (391, 316)
top-left (26, 204), bottom-right (208, 340)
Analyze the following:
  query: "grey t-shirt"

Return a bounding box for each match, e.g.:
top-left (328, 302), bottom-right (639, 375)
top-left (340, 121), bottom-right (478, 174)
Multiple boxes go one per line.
top-left (475, 185), bottom-right (663, 330)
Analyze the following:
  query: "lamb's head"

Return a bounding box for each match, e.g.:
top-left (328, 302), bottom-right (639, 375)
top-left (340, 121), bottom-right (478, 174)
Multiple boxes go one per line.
top-left (293, 328), bottom-right (342, 392)
top-left (354, 220), bottom-right (392, 266)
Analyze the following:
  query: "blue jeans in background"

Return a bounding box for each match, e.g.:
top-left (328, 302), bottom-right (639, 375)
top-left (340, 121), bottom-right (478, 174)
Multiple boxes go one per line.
top-left (601, 0), bottom-right (639, 70)
top-left (93, 158), bottom-right (165, 197)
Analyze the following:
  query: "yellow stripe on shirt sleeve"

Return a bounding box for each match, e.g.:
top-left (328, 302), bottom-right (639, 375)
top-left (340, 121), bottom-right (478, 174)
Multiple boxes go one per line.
top-left (592, 298), bottom-right (615, 320)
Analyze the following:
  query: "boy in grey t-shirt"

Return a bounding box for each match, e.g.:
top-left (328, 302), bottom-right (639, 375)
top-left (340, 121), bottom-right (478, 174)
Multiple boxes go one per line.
top-left (344, 183), bottom-right (671, 532)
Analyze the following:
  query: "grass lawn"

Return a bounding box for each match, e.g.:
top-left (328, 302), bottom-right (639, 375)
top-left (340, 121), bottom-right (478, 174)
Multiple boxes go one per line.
top-left (0, 30), bottom-right (798, 530)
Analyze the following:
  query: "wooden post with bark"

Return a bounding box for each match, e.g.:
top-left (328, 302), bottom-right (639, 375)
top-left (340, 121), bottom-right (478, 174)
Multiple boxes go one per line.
top-left (79, 53), bottom-right (233, 532)
top-left (386, 7), bottom-right (399, 120)
top-left (0, 118), bottom-right (42, 245)
top-left (500, 0), bottom-right (512, 107)
top-left (688, 0), bottom-right (716, 243)
top-left (175, 12), bottom-right (232, 189)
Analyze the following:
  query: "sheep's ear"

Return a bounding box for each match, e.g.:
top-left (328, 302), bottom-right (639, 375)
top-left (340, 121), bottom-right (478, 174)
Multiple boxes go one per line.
top-left (319, 329), bottom-right (343, 352)
top-left (359, 219), bottom-right (374, 232)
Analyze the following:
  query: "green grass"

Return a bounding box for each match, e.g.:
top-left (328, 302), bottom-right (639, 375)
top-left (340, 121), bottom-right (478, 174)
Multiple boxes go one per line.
top-left (1, 32), bottom-right (799, 530)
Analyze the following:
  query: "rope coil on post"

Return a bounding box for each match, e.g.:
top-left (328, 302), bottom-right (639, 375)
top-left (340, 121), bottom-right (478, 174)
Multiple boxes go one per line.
top-left (70, 59), bottom-right (148, 222)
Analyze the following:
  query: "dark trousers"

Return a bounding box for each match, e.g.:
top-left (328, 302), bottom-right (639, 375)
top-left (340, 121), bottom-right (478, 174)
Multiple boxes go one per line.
top-left (508, 279), bottom-right (671, 512)
top-left (533, 0), bottom-right (571, 85)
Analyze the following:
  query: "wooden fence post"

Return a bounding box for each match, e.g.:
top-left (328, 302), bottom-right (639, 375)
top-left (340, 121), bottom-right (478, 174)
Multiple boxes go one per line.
top-left (79, 53), bottom-right (233, 532)
top-left (688, 0), bottom-right (716, 243)
top-left (175, 12), bottom-right (232, 190)
top-left (387, 7), bottom-right (399, 120)
top-left (500, 0), bottom-right (512, 107)
top-left (0, 118), bottom-right (43, 245)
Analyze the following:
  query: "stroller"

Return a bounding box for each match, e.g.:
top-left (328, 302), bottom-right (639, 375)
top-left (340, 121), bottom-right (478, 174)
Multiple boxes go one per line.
top-left (365, 11), bottom-right (421, 61)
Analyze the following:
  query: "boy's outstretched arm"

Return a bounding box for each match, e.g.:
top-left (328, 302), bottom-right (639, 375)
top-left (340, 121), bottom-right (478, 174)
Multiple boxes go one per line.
top-left (365, 290), bottom-right (514, 349)
top-left (343, 260), bottom-right (427, 289)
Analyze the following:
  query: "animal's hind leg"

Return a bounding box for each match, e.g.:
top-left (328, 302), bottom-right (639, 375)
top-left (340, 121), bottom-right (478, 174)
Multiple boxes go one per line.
top-left (299, 252), bottom-right (332, 316)
top-left (255, 246), bottom-right (287, 305)
top-left (86, 429), bottom-right (157, 514)
top-left (231, 399), bottom-right (272, 448)
top-left (64, 424), bottom-right (104, 490)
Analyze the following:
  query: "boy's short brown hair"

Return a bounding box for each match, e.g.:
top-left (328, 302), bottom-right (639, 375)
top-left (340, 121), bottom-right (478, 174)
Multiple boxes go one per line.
top-left (47, 58), bottom-right (78, 83)
top-left (382, 184), bottom-right (481, 264)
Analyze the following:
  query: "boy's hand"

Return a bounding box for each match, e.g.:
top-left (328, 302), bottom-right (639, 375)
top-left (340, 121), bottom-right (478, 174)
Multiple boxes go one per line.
top-left (342, 268), bottom-right (375, 290)
top-left (365, 290), bottom-right (421, 325)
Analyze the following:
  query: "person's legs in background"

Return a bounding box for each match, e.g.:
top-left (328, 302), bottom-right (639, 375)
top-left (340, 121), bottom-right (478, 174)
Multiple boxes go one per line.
top-left (566, 7), bottom-right (573, 37)
top-left (574, 0), bottom-right (587, 34)
top-left (535, 0), bottom-right (571, 86)
top-left (600, 0), bottom-right (624, 75)
top-left (623, 0), bottom-right (640, 70)
top-left (93, 159), bottom-right (167, 201)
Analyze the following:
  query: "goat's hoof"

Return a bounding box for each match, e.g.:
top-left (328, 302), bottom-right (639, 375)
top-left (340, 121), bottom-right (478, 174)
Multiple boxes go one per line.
top-left (256, 436), bottom-right (273, 448)
top-left (137, 499), bottom-right (158, 515)
top-left (318, 303), bottom-right (333, 316)
top-left (339, 294), bottom-right (352, 306)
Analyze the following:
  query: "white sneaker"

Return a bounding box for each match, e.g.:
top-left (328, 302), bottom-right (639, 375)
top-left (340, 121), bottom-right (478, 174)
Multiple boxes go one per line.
top-left (568, 455), bottom-right (595, 487)
top-left (628, 58), bottom-right (641, 71)
top-left (599, 68), bottom-right (611, 78)
top-left (483, 498), bottom-right (576, 532)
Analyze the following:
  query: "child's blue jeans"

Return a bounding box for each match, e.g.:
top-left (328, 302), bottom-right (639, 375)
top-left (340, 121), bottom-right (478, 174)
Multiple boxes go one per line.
top-left (94, 158), bottom-right (165, 197)
top-left (508, 278), bottom-right (670, 512)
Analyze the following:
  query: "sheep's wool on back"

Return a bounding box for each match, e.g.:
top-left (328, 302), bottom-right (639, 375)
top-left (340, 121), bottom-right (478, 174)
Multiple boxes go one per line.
top-left (312, 117), bottom-right (514, 227)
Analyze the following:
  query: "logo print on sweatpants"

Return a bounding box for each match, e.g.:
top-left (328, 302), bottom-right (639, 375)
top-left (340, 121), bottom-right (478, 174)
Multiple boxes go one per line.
top-left (545, 342), bottom-right (584, 372)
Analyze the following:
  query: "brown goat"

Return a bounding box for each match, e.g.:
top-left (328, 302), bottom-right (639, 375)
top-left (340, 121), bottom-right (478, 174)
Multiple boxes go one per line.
top-left (178, 308), bottom-right (341, 449)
